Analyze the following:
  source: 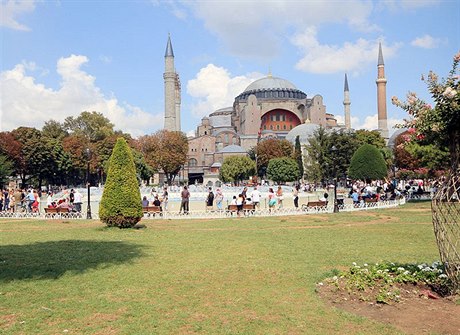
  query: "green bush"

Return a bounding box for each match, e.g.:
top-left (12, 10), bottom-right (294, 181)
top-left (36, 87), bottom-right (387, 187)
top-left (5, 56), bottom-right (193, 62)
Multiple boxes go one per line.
top-left (348, 144), bottom-right (387, 181)
top-left (267, 157), bottom-right (300, 184)
top-left (99, 138), bottom-right (143, 228)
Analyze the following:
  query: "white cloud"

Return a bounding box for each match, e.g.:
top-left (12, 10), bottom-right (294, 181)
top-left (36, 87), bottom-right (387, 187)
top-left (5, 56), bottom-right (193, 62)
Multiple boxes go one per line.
top-left (186, 64), bottom-right (262, 118)
top-left (351, 113), bottom-right (402, 136)
top-left (411, 34), bottom-right (446, 49)
top-left (0, 0), bottom-right (36, 31)
top-left (182, 1), bottom-right (377, 59)
top-left (292, 27), bottom-right (401, 74)
top-left (0, 55), bottom-right (162, 137)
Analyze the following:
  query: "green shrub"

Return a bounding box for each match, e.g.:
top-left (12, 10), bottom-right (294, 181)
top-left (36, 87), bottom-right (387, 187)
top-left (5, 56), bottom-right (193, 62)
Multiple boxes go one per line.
top-left (99, 138), bottom-right (143, 228)
top-left (267, 157), bottom-right (300, 184)
top-left (348, 143), bottom-right (387, 181)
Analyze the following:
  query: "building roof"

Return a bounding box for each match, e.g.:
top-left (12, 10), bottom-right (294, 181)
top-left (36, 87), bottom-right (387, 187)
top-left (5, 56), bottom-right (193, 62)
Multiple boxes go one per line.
top-left (218, 144), bottom-right (247, 153)
top-left (285, 123), bottom-right (321, 144)
top-left (243, 75), bottom-right (297, 93)
top-left (344, 73), bottom-right (349, 92)
top-left (388, 128), bottom-right (406, 148)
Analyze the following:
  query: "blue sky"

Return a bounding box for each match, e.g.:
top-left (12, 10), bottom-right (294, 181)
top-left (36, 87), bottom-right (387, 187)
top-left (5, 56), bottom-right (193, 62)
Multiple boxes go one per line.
top-left (1, 0), bottom-right (459, 137)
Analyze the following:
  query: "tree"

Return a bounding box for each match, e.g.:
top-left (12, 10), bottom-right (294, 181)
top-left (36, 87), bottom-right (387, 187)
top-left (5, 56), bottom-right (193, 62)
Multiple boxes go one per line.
top-left (137, 130), bottom-right (188, 185)
top-left (0, 131), bottom-right (23, 184)
top-left (294, 136), bottom-right (304, 180)
top-left (355, 129), bottom-right (386, 149)
top-left (220, 156), bottom-right (255, 185)
top-left (0, 154), bottom-right (13, 188)
top-left (348, 144), bottom-right (387, 181)
top-left (304, 126), bottom-right (329, 182)
top-left (255, 138), bottom-right (293, 176)
top-left (42, 120), bottom-right (68, 140)
top-left (267, 157), bottom-right (300, 184)
top-left (64, 111), bottom-right (114, 142)
top-left (324, 129), bottom-right (359, 182)
top-left (99, 138), bottom-right (142, 228)
top-left (392, 52), bottom-right (460, 291)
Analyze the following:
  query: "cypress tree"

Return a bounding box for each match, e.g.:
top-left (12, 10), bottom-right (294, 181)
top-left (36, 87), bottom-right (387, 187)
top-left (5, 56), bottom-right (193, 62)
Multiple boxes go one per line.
top-left (348, 144), bottom-right (387, 182)
top-left (294, 135), bottom-right (304, 180)
top-left (99, 138), bottom-right (143, 228)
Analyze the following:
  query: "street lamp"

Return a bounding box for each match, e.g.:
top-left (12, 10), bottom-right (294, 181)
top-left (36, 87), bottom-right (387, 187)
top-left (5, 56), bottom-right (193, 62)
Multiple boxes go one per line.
top-left (86, 148), bottom-right (92, 219)
top-left (331, 146), bottom-right (339, 213)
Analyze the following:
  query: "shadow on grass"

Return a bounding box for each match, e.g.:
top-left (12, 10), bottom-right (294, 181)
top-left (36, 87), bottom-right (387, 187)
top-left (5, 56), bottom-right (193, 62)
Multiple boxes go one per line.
top-left (0, 240), bottom-right (144, 282)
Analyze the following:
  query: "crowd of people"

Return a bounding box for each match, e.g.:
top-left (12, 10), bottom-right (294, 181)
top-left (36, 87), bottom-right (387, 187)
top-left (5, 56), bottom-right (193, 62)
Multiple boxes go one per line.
top-left (0, 188), bottom-right (86, 214)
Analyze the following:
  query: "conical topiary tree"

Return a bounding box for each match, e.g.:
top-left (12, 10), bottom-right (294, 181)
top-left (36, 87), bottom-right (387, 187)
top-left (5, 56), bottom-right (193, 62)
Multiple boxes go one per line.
top-left (99, 138), bottom-right (143, 228)
top-left (348, 144), bottom-right (387, 182)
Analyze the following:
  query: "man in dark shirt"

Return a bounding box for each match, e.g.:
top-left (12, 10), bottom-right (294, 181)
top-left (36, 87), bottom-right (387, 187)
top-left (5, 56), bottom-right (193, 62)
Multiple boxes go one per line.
top-left (180, 185), bottom-right (190, 214)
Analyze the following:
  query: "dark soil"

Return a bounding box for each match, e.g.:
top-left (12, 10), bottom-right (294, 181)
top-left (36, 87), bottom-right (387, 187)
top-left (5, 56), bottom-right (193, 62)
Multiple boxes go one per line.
top-left (318, 281), bottom-right (460, 335)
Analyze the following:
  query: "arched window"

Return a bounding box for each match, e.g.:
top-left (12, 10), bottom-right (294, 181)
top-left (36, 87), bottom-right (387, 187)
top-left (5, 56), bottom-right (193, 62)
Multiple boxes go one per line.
top-left (189, 158), bottom-right (198, 167)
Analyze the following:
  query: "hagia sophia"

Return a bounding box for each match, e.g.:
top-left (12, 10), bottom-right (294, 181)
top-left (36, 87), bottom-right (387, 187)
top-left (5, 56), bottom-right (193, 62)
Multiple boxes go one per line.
top-left (162, 35), bottom-right (389, 185)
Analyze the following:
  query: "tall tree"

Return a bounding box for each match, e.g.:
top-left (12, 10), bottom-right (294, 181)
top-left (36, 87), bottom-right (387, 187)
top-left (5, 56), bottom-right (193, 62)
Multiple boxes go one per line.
top-left (220, 156), bottom-right (255, 185)
top-left (294, 135), bottom-right (304, 180)
top-left (0, 131), bottom-right (23, 183)
top-left (355, 129), bottom-right (386, 149)
top-left (42, 120), bottom-right (68, 140)
top-left (63, 111), bottom-right (114, 142)
top-left (304, 126), bottom-right (329, 182)
top-left (137, 130), bottom-right (188, 185)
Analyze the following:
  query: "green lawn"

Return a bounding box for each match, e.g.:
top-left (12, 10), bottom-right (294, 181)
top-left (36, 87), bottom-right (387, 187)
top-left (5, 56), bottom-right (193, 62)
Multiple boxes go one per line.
top-left (0, 202), bottom-right (437, 334)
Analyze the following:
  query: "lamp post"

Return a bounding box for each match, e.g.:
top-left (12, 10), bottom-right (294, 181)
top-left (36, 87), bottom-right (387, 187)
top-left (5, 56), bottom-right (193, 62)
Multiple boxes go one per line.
top-left (86, 148), bottom-right (92, 219)
top-left (331, 146), bottom-right (339, 213)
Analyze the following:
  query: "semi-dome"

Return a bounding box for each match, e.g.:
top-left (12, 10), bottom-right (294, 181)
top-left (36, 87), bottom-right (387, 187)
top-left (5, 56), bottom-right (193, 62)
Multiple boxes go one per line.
top-left (285, 123), bottom-right (320, 144)
top-left (244, 76), bottom-right (297, 93)
top-left (218, 144), bottom-right (247, 153)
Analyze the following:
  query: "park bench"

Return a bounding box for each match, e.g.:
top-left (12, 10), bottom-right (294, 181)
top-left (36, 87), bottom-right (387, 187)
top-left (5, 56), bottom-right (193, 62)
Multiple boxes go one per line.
top-left (227, 204), bottom-right (238, 215)
top-left (301, 201), bottom-right (328, 212)
top-left (143, 206), bottom-right (162, 217)
top-left (44, 207), bottom-right (73, 218)
top-left (306, 201), bottom-right (327, 207)
top-left (364, 198), bottom-right (378, 203)
top-left (243, 204), bottom-right (256, 215)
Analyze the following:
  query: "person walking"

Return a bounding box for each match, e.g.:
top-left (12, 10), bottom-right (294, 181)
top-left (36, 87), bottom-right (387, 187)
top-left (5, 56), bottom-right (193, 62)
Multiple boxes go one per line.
top-left (215, 188), bottom-right (224, 210)
top-left (162, 186), bottom-right (169, 211)
top-left (180, 185), bottom-right (190, 214)
top-left (293, 184), bottom-right (300, 208)
top-left (268, 188), bottom-right (276, 211)
top-left (276, 186), bottom-right (284, 209)
top-left (205, 187), bottom-right (214, 211)
top-left (73, 189), bottom-right (83, 213)
top-left (250, 186), bottom-right (261, 209)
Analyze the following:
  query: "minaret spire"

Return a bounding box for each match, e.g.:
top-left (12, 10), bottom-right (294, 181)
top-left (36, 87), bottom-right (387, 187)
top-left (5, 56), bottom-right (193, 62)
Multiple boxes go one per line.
top-left (376, 42), bottom-right (389, 141)
top-left (343, 73), bottom-right (351, 129)
top-left (164, 34), bottom-right (180, 131)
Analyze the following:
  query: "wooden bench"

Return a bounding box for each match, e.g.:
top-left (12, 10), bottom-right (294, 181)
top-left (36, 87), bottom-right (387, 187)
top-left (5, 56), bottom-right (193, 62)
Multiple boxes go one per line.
top-left (143, 206), bottom-right (162, 217)
top-left (364, 198), bottom-right (378, 203)
top-left (306, 201), bottom-right (327, 207)
top-left (243, 204), bottom-right (256, 215)
top-left (44, 207), bottom-right (72, 218)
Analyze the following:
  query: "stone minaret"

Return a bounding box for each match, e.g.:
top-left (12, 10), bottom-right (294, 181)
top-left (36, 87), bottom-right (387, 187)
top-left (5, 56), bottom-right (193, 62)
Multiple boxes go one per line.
top-left (343, 73), bottom-right (351, 129)
top-left (164, 34), bottom-right (181, 131)
top-left (376, 42), bottom-right (389, 140)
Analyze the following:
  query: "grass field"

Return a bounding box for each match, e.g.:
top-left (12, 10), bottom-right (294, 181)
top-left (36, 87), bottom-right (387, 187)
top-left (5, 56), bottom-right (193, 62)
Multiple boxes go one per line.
top-left (0, 202), bottom-right (438, 334)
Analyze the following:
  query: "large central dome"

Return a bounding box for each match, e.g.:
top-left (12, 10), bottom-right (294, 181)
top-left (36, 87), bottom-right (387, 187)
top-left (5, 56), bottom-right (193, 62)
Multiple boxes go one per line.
top-left (243, 75), bottom-right (297, 93)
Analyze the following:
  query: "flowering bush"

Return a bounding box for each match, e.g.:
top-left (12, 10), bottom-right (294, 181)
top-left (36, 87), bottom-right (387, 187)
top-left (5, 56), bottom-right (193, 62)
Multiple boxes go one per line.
top-left (319, 261), bottom-right (452, 304)
top-left (392, 52), bottom-right (460, 167)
